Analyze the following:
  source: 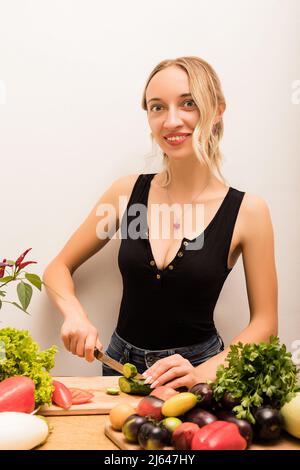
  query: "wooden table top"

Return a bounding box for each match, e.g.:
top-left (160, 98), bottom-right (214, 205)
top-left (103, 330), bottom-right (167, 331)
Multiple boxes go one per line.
top-left (37, 414), bottom-right (118, 450)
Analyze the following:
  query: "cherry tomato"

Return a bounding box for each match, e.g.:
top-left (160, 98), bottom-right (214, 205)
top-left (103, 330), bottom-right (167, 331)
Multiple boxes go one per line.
top-left (69, 388), bottom-right (94, 405)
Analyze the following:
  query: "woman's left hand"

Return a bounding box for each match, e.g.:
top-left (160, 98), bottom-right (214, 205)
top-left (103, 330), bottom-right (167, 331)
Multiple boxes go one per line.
top-left (142, 354), bottom-right (200, 390)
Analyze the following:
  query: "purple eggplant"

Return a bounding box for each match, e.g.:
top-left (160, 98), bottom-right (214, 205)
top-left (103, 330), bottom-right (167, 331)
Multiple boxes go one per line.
top-left (188, 383), bottom-right (213, 409)
top-left (253, 407), bottom-right (283, 441)
top-left (220, 391), bottom-right (241, 410)
top-left (184, 408), bottom-right (217, 427)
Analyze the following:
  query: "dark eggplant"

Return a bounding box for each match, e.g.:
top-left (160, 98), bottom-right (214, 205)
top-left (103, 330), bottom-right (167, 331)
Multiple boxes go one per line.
top-left (253, 406), bottom-right (283, 441)
top-left (184, 408), bottom-right (217, 427)
top-left (220, 391), bottom-right (241, 410)
top-left (210, 396), bottom-right (223, 412)
top-left (216, 410), bottom-right (253, 447)
top-left (188, 383), bottom-right (213, 409)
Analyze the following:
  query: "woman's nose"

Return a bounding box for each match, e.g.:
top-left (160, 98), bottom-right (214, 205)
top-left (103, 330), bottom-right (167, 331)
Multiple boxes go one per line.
top-left (163, 107), bottom-right (184, 128)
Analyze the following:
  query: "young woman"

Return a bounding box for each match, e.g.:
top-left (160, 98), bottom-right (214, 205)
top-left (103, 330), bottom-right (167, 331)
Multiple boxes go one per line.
top-left (43, 56), bottom-right (278, 389)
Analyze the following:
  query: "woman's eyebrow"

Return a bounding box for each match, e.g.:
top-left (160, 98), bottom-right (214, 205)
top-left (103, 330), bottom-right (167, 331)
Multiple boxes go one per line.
top-left (147, 93), bottom-right (192, 104)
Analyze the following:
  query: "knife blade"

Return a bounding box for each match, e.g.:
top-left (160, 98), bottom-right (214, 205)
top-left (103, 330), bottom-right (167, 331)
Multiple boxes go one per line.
top-left (94, 348), bottom-right (144, 380)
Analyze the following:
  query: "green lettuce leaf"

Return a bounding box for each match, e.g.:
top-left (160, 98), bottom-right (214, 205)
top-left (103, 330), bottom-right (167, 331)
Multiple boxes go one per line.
top-left (0, 327), bottom-right (57, 405)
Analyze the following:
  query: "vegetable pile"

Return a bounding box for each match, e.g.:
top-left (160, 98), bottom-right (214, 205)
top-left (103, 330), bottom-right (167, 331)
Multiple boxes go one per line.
top-left (0, 327), bottom-right (57, 405)
top-left (110, 376), bottom-right (249, 450)
top-left (109, 363), bottom-right (250, 450)
top-left (212, 336), bottom-right (300, 424)
top-left (109, 337), bottom-right (300, 449)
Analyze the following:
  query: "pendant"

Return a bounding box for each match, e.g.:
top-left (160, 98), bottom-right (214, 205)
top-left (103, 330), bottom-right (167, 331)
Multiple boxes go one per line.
top-left (173, 222), bottom-right (181, 230)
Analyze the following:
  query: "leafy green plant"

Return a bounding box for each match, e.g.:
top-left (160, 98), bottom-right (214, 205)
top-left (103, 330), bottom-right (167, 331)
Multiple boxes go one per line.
top-left (212, 336), bottom-right (300, 424)
top-left (1, 247), bottom-right (50, 314)
top-left (0, 327), bottom-right (57, 405)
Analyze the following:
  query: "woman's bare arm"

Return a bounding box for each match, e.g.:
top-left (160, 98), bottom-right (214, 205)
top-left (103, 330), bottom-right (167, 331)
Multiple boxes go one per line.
top-left (43, 174), bottom-right (139, 361)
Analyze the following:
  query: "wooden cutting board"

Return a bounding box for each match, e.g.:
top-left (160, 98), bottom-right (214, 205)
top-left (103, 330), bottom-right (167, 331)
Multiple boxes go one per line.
top-left (104, 420), bottom-right (300, 450)
top-left (39, 376), bottom-right (142, 416)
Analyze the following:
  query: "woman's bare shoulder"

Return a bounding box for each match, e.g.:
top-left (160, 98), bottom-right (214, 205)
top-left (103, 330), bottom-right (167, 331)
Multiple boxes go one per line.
top-left (240, 192), bottom-right (271, 214)
top-left (238, 192), bottom-right (273, 245)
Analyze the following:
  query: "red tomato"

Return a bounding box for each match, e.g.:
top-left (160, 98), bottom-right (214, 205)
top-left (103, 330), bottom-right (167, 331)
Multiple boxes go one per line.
top-left (0, 376), bottom-right (35, 413)
top-left (52, 380), bottom-right (72, 409)
top-left (69, 388), bottom-right (94, 405)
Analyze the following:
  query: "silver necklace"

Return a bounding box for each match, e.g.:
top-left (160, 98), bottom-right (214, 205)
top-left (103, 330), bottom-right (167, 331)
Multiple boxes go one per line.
top-left (166, 177), bottom-right (211, 231)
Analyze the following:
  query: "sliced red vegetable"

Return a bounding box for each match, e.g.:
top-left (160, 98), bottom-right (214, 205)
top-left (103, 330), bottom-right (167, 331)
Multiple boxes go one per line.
top-left (0, 376), bottom-right (35, 413)
top-left (52, 380), bottom-right (72, 409)
top-left (69, 388), bottom-right (94, 405)
top-left (191, 420), bottom-right (247, 450)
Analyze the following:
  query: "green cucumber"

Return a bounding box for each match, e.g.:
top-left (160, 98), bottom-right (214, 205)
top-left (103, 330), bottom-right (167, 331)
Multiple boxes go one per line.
top-left (119, 377), bottom-right (151, 395)
top-left (106, 387), bottom-right (120, 395)
top-left (123, 362), bottom-right (138, 379)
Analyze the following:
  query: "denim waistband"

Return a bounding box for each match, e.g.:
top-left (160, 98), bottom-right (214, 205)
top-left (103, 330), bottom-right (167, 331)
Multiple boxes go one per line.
top-left (108, 328), bottom-right (224, 369)
top-left (113, 328), bottom-right (223, 355)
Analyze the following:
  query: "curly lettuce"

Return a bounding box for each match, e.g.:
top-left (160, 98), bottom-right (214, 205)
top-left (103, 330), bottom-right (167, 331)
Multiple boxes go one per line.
top-left (0, 327), bottom-right (57, 405)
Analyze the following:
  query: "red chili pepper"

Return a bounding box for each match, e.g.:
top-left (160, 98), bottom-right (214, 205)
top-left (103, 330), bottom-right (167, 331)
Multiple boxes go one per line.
top-left (0, 259), bottom-right (13, 278)
top-left (191, 420), bottom-right (247, 450)
top-left (15, 248), bottom-right (32, 267)
top-left (18, 261), bottom-right (37, 270)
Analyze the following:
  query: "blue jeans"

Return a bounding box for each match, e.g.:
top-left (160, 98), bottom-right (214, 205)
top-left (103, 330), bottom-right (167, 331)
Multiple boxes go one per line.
top-left (102, 329), bottom-right (224, 376)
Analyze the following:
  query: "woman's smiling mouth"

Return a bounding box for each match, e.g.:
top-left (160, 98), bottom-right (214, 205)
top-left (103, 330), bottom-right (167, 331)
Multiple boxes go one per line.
top-left (164, 133), bottom-right (191, 146)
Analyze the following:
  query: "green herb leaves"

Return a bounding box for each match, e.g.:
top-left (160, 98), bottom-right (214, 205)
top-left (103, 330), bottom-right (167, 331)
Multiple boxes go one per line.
top-left (212, 336), bottom-right (300, 424)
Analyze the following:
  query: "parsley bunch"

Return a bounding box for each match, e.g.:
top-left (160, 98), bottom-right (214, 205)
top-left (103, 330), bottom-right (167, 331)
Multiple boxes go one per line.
top-left (212, 336), bottom-right (300, 424)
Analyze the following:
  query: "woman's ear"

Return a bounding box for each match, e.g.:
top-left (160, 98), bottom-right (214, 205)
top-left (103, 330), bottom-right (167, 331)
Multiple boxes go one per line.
top-left (214, 102), bottom-right (226, 124)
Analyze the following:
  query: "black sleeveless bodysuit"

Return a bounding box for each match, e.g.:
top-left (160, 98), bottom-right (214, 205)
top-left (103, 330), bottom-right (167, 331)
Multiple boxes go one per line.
top-left (116, 173), bottom-right (245, 349)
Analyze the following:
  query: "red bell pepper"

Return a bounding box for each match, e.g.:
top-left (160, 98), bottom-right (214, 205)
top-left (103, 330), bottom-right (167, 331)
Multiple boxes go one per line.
top-left (191, 420), bottom-right (247, 450)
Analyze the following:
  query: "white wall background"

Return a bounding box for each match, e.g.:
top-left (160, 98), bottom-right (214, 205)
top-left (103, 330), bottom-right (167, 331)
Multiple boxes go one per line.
top-left (0, 0), bottom-right (299, 376)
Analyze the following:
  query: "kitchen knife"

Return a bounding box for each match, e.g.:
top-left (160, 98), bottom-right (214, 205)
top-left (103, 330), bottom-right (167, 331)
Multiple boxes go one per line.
top-left (94, 348), bottom-right (144, 380)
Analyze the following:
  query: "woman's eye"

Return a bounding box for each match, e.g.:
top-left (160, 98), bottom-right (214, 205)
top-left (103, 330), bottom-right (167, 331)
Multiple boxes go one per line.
top-left (150, 105), bottom-right (162, 112)
top-left (183, 100), bottom-right (196, 107)
top-left (150, 100), bottom-right (196, 112)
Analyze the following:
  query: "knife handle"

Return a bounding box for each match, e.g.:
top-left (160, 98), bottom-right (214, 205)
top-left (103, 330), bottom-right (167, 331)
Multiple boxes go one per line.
top-left (94, 347), bottom-right (103, 360)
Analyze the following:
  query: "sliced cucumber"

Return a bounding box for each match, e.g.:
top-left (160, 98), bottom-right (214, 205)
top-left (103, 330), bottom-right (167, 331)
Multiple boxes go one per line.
top-left (106, 387), bottom-right (120, 395)
top-left (123, 363), bottom-right (138, 379)
top-left (119, 377), bottom-right (151, 396)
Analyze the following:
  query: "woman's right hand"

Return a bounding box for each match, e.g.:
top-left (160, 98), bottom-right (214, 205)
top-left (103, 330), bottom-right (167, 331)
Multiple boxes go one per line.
top-left (61, 314), bottom-right (103, 362)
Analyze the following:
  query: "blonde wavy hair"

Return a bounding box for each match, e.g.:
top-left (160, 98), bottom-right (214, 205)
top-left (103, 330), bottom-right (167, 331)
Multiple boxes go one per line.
top-left (141, 56), bottom-right (228, 187)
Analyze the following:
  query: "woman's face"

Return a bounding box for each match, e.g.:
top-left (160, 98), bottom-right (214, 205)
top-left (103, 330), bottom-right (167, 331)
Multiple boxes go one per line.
top-left (145, 65), bottom-right (200, 159)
